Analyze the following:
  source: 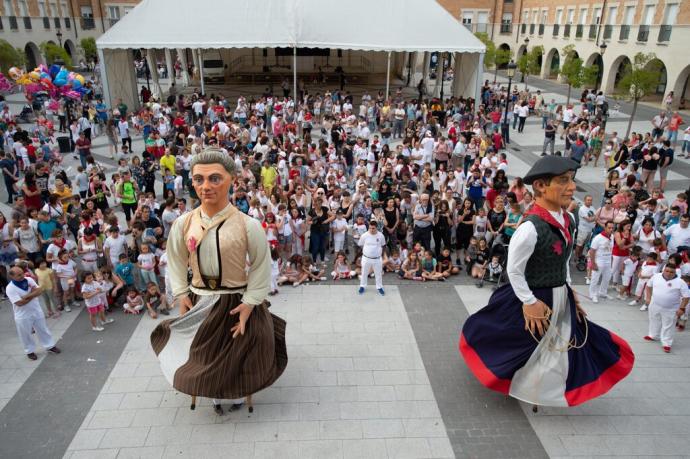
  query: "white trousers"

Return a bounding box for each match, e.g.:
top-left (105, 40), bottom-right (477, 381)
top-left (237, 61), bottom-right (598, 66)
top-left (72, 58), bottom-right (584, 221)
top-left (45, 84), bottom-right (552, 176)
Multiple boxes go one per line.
top-left (14, 306), bottom-right (55, 354)
top-left (360, 256), bottom-right (383, 290)
top-left (611, 255), bottom-right (626, 284)
top-left (589, 264), bottom-right (612, 298)
top-left (648, 303), bottom-right (677, 347)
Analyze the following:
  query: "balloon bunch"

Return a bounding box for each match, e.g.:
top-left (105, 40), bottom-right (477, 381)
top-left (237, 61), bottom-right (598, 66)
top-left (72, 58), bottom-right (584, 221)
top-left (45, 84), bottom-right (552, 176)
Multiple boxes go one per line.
top-left (0, 73), bottom-right (13, 92)
top-left (6, 64), bottom-right (90, 101)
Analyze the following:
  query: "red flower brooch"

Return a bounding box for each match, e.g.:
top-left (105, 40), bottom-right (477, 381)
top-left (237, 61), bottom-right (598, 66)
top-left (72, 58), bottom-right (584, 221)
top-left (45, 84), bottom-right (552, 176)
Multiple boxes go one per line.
top-left (187, 237), bottom-right (198, 253)
top-left (552, 240), bottom-right (563, 256)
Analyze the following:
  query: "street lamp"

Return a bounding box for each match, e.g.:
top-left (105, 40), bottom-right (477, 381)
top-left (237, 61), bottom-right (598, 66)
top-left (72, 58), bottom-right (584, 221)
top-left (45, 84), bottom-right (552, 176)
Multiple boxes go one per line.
top-left (56, 30), bottom-right (63, 47)
top-left (524, 37), bottom-right (530, 46)
top-left (599, 41), bottom-right (607, 56)
top-left (502, 60), bottom-right (517, 144)
top-left (141, 49), bottom-right (151, 92)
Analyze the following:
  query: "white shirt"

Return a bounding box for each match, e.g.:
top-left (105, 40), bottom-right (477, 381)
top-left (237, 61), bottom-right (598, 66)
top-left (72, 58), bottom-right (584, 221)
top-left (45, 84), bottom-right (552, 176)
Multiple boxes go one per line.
top-left (517, 105), bottom-right (529, 117)
top-left (118, 120), bottom-right (130, 139)
top-left (590, 232), bottom-right (613, 265)
top-left (622, 258), bottom-right (638, 278)
top-left (507, 210), bottom-right (571, 305)
top-left (577, 205), bottom-right (596, 234)
top-left (358, 230), bottom-right (386, 259)
top-left (649, 273), bottom-right (690, 310)
top-left (104, 235), bottom-right (128, 263)
top-left (6, 278), bottom-right (42, 319)
top-left (666, 224), bottom-right (690, 254)
top-left (81, 281), bottom-right (104, 307)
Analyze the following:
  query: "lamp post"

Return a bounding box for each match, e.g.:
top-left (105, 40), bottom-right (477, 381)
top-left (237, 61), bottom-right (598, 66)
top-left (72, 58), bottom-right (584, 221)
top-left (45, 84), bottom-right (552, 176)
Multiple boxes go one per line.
top-left (598, 41), bottom-right (608, 130)
top-left (502, 60), bottom-right (517, 145)
top-left (142, 50), bottom-right (150, 92)
top-left (56, 30), bottom-right (63, 47)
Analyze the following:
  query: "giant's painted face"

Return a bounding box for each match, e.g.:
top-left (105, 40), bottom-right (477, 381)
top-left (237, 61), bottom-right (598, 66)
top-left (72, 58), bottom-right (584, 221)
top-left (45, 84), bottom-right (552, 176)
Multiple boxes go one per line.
top-left (191, 163), bottom-right (233, 208)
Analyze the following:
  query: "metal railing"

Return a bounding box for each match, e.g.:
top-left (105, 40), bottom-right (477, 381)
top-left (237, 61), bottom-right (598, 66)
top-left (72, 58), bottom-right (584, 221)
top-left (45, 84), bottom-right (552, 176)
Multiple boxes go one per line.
top-left (23, 16), bottom-right (32, 29)
top-left (54, 17), bottom-right (61, 28)
top-left (658, 25), bottom-right (672, 42)
top-left (564, 24), bottom-right (571, 37)
top-left (637, 24), bottom-right (650, 42)
top-left (9, 16), bottom-right (18, 30)
top-left (603, 24), bottom-right (612, 39)
top-left (500, 23), bottom-right (512, 34)
top-left (575, 24), bottom-right (584, 38)
top-left (619, 24), bottom-right (630, 40)
top-left (552, 24), bottom-right (560, 36)
top-left (43, 16), bottom-right (50, 29)
top-left (530, 23), bottom-right (535, 34)
top-left (81, 17), bottom-right (95, 29)
top-left (588, 24), bottom-right (597, 39)
top-left (538, 24), bottom-right (545, 35)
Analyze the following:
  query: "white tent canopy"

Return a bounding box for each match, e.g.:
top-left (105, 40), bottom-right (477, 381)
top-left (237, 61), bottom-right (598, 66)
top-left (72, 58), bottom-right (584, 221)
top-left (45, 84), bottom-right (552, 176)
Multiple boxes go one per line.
top-left (96, 0), bottom-right (485, 107)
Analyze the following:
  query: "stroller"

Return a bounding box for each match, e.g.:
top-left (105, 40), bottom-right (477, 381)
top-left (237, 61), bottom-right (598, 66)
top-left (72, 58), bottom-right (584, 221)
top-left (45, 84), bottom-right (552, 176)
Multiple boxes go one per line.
top-left (478, 241), bottom-right (509, 289)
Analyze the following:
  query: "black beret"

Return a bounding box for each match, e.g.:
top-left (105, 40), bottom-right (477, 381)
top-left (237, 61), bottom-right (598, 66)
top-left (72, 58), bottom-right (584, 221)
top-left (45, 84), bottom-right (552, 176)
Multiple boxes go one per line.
top-left (523, 156), bottom-right (580, 185)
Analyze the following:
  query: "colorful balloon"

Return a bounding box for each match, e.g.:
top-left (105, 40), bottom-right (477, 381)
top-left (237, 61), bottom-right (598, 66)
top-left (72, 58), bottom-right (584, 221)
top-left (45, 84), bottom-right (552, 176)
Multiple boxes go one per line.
top-left (8, 67), bottom-right (22, 81)
top-left (49, 64), bottom-right (60, 79)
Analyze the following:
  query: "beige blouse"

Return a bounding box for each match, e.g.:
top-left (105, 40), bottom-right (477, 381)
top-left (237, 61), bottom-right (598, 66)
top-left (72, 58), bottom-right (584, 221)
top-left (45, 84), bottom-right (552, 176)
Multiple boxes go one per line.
top-left (167, 203), bottom-right (271, 306)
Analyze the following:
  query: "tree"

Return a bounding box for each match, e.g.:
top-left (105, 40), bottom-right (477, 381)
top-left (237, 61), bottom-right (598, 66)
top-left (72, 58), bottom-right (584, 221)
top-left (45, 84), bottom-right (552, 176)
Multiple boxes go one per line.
top-left (559, 45), bottom-right (598, 105)
top-left (517, 45), bottom-right (543, 89)
top-left (39, 41), bottom-right (72, 67)
top-left (617, 52), bottom-right (664, 138)
top-left (494, 48), bottom-right (512, 83)
top-left (475, 32), bottom-right (496, 72)
top-left (80, 37), bottom-right (97, 63)
top-left (0, 39), bottom-right (26, 74)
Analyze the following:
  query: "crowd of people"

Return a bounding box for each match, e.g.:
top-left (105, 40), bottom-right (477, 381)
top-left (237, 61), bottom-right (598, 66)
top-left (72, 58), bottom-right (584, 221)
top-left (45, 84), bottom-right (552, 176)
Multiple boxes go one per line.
top-left (0, 73), bottom-right (689, 356)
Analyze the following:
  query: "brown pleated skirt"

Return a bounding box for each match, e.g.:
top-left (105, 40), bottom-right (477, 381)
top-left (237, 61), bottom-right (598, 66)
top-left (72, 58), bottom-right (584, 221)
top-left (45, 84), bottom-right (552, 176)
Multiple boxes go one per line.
top-left (150, 292), bottom-right (288, 399)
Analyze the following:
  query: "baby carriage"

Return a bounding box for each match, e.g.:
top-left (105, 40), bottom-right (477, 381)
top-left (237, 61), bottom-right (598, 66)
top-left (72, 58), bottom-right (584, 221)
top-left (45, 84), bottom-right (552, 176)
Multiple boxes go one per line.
top-left (478, 241), bottom-right (509, 289)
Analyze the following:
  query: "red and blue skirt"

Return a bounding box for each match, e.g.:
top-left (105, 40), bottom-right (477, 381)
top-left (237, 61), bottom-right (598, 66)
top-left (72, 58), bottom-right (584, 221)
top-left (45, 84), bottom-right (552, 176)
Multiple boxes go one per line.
top-left (460, 283), bottom-right (634, 407)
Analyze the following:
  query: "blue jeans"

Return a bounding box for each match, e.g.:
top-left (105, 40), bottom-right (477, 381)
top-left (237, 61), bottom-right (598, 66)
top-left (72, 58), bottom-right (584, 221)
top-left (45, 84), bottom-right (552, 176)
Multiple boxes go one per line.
top-left (683, 140), bottom-right (690, 154)
top-left (140, 269), bottom-right (158, 287)
top-left (469, 195), bottom-right (485, 212)
top-left (79, 153), bottom-right (88, 169)
top-left (309, 231), bottom-right (328, 263)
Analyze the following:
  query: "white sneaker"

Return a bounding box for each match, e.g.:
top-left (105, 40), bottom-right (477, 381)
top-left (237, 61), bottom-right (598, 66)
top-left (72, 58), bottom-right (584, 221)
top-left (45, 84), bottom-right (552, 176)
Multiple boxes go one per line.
top-left (640, 304), bottom-right (648, 311)
top-left (628, 299), bottom-right (638, 306)
top-left (64, 305), bottom-right (72, 312)
top-left (591, 296), bottom-right (598, 303)
top-left (92, 326), bottom-right (104, 332)
top-left (616, 294), bottom-right (625, 300)
top-left (585, 278), bottom-right (591, 285)
top-left (600, 294), bottom-right (611, 300)
top-left (103, 318), bottom-right (115, 324)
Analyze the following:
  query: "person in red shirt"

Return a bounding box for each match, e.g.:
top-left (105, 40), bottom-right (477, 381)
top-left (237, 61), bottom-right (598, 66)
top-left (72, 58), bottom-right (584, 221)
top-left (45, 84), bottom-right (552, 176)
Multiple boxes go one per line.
top-left (492, 128), bottom-right (503, 152)
top-left (489, 107), bottom-right (502, 132)
top-left (667, 111), bottom-right (684, 147)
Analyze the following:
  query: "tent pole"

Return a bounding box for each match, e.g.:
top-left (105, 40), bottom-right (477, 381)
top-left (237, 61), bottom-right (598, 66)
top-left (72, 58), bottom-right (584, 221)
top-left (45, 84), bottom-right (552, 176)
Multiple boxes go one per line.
top-left (199, 50), bottom-right (206, 95)
top-left (293, 46), bottom-right (297, 102)
top-left (385, 51), bottom-right (391, 99)
top-left (97, 48), bottom-right (111, 108)
top-left (475, 53), bottom-right (485, 111)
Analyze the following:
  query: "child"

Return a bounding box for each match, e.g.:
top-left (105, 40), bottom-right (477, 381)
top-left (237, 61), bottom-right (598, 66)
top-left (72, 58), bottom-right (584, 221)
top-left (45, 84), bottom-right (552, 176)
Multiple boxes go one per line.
top-left (421, 250), bottom-right (445, 281)
top-left (81, 271), bottom-right (114, 331)
top-left (617, 246), bottom-right (641, 300)
top-left (464, 236), bottom-right (478, 275)
top-left (331, 209), bottom-right (348, 252)
top-left (384, 248), bottom-right (403, 273)
top-left (331, 251), bottom-right (355, 280)
top-left (269, 247), bottom-right (281, 295)
top-left (123, 287), bottom-right (144, 314)
top-left (55, 249), bottom-right (78, 311)
top-left (136, 243), bottom-right (158, 287)
top-left (400, 251), bottom-right (424, 281)
top-left (157, 240), bottom-right (172, 306)
top-left (300, 254), bottom-right (324, 285)
top-left (174, 169), bottom-right (184, 198)
top-left (163, 169), bottom-right (176, 197)
top-left (487, 255), bottom-right (503, 284)
top-left (34, 258), bottom-right (58, 318)
top-left (277, 254), bottom-right (309, 287)
top-left (143, 282), bottom-right (169, 318)
top-left (110, 173), bottom-right (121, 207)
top-left (471, 238), bottom-right (490, 282)
top-left (351, 214), bottom-right (368, 257)
top-left (437, 248), bottom-right (459, 278)
top-left (473, 208), bottom-right (487, 241)
top-left (629, 252), bottom-right (658, 309)
top-left (114, 253), bottom-right (136, 289)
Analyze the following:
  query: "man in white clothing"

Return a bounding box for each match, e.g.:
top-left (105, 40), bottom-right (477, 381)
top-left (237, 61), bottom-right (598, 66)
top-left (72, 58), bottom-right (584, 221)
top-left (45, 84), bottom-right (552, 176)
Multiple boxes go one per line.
top-left (589, 220), bottom-right (614, 303)
top-left (358, 219), bottom-right (386, 296)
top-left (666, 214), bottom-right (690, 254)
top-left (644, 263), bottom-right (690, 352)
top-left (5, 267), bottom-right (62, 360)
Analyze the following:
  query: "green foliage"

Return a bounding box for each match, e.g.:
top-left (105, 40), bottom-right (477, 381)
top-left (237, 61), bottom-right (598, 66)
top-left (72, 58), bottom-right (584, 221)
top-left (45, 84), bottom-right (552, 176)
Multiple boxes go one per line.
top-left (559, 45), bottom-right (598, 103)
top-left (517, 46), bottom-right (543, 81)
top-left (39, 41), bottom-right (72, 67)
top-left (0, 39), bottom-right (26, 74)
top-left (474, 32), bottom-right (496, 69)
top-left (80, 37), bottom-right (97, 63)
top-left (617, 52), bottom-right (663, 101)
top-left (495, 48), bottom-right (512, 69)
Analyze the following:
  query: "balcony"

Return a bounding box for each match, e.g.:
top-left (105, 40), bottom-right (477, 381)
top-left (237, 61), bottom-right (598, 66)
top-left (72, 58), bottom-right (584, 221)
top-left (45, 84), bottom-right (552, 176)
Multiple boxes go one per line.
top-left (109, 18), bottom-right (119, 27)
top-left (9, 16), bottom-right (18, 30)
top-left (575, 24), bottom-right (584, 38)
top-left (500, 23), bottom-right (512, 34)
top-left (529, 23), bottom-right (535, 34)
top-left (54, 17), bottom-right (61, 28)
top-left (563, 24), bottom-right (571, 37)
top-left (43, 16), bottom-right (50, 29)
top-left (588, 24), bottom-right (597, 39)
top-left (637, 24), bottom-right (650, 42)
top-left (658, 25), bottom-right (672, 42)
top-left (538, 23), bottom-right (544, 35)
top-left (619, 24), bottom-right (630, 40)
top-left (65, 17), bottom-right (71, 28)
top-left (603, 24), bottom-right (613, 40)
top-left (521, 23), bottom-right (526, 34)
top-left (552, 24), bottom-right (560, 36)
top-left (23, 16), bottom-right (32, 29)
top-left (81, 17), bottom-right (95, 29)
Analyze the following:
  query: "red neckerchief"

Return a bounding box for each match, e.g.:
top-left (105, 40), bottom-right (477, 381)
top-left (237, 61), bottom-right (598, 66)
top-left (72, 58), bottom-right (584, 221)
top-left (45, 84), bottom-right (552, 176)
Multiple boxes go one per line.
top-left (84, 235), bottom-right (96, 243)
top-left (53, 238), bottom-right (66, 249)
top-left (642, 227), bottom-right (654, 235)
top-left (528, 204), bottom-right (572, 245)
top-left (600, 231), bottom-right (611, 239)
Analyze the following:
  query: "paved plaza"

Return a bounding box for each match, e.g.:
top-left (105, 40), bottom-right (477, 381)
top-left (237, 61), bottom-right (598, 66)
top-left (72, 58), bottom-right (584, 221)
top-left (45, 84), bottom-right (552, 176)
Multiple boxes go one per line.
top-left (1, 73), bottom-right (690, 458)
